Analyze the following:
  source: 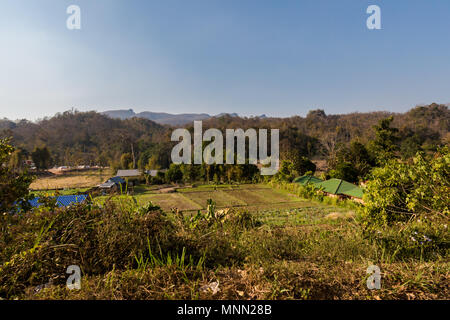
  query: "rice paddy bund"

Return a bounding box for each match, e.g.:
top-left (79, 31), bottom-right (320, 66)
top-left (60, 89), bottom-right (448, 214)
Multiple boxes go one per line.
top-left (96, 184), bottom-right (320, 214)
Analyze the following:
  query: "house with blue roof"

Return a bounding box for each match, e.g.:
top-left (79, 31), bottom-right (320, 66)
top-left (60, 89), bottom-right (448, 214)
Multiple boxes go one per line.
top-left (29, 194), bottom-right (88, 209)
top-left (98, 176), bottom-right (126, 192)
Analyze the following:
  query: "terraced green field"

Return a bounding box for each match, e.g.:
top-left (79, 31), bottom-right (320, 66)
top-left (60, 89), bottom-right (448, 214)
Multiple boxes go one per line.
top-left (97, 184), bottom-right (311, 212)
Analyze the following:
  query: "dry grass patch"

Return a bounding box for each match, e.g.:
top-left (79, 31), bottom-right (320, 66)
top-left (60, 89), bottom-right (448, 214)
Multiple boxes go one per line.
top-left (184, 190), bottom-right (246, 208)
top-left (141, 194), bottom-right (203, 211)
top-left (30, 169), bottom-right (113, 190)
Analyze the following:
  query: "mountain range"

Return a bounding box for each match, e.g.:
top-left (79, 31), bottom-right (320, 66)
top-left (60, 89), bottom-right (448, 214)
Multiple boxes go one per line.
top-left (101, 109), bottom-right (266, 126)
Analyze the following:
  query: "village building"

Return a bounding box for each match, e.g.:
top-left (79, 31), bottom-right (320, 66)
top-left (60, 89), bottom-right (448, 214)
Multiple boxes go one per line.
top-left (293, 175), bottom-right (323, 186)
top-left (116, 169), bottom-right (143, 187)
top-left (293, 175), bottom-right (364, 203)
top-left (98, 176), bottom-right (126, 192)
top-left (313, 178), bottom-right (364, 202)
top-left (116, 169), bottom-right (142, 178)
top-left (28, 194), bottom-right (88, 208)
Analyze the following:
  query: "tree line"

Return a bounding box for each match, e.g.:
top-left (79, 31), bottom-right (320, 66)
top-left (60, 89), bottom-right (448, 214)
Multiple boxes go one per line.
top-left (0, 103), bottom-right (448, 184)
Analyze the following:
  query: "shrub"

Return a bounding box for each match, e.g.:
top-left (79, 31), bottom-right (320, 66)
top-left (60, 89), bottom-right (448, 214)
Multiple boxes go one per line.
top-left (358, 147), bottom-right (449, 260)
top-left (327, 162), bottom-right (359, 184)
top-left (360, 147), bottom-right (449, 228)
top-left (0, 200), bottom-right (176, 298)
top-left (0, 138), bottom-right (34, 214)
top-left (367, 221), bottom-right (449, 261)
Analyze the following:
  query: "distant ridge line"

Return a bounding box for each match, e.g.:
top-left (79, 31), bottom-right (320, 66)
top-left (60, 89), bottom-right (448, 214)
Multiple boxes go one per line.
top-left (101, 109), bottom-right (253, 126)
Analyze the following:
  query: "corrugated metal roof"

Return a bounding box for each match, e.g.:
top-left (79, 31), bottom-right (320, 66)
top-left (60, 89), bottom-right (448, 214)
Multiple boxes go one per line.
top-left (29, 194), bottom-right (88, 208)
top-left (313, 179), bottom-right (364, 199)
top-left (56, 195), bottom-right (88, 207)
top-left (116, 169), bottom-right (142, 177)
top-left (313, 178), bottom-right (342, 194)
top-left (109, 176), bottom-right (126, 184)
top-left (99, 181), bottom-right (116, 188)
top-left (28, 198), bottom-right (41, 208)
top-left (342, 186), bottom-right (364, 199)
top-left (293, 175), bottom-right (323, 186)
top-left (146, 170), bottom-right (159, 177)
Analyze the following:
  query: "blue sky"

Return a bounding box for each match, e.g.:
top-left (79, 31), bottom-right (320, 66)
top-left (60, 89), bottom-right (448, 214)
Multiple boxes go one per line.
top-left (1, 0), bottom-right (449, 120)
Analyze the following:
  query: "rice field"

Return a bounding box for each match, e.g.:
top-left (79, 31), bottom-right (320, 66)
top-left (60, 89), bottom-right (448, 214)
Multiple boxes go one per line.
top-left (104, 184), bottom-right (311, 213)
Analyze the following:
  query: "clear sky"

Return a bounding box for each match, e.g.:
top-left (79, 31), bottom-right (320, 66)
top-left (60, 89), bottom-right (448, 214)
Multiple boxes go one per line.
top-left (1, 0), bottom-right (449, 120)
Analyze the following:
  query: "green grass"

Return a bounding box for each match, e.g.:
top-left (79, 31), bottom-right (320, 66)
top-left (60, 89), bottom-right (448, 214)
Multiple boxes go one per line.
top-left (95, 184), bottom-right (308, 212)
top-left (3, 182), bottom-right (448, 300)
top-left (183, 190), bottom-right (247, 208)
top-left (254, 205), bottom-right (353, 227)
top-left (140, 194), bottom-right (202, 211)
top-left (30, 188), bottom-right (90, 197)
top-left (95, 190), bottom-right (202, 212)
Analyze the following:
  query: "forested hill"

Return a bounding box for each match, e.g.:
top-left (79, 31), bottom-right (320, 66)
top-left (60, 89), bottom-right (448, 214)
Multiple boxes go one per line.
top-left (101, 109), bottom-right (241, 125)
top-left (189, 103), bottom-right (449, 162)
top-left (0, 103), bottom-right (448, 169)
top-left (0, 111), bottom-right (171, 168)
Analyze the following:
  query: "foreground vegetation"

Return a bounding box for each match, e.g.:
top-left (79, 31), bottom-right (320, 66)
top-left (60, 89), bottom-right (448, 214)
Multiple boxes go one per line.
top-left (0, 126), bottom-right (448, 300)
top-left (0, 193), bottom-right (448, 300)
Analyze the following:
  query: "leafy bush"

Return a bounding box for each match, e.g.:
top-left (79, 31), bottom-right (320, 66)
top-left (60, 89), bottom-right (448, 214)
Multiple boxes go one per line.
top-left (0, 138), bottom-right (34, 214)
top-left (359, 147), bottom-right (449, 260)
top-left (327, 162), bottom-right (359, 184)
top-left (367, 221), bottom-right (449, 261)
top-left (268, 180), bottom-right (360, 211)
top-left (0, 200), bottom-right (176, 298)
top-left (360, 147), bottom-right (449, 228)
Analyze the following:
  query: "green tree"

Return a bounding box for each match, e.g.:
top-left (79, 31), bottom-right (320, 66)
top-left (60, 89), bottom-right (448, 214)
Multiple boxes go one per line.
top-left (146, 155), bottom-right (161, 170)
top-left (333, 141), bottom-right (374, 180)
top-left (294, 156), bottom-right (316, 176)
top-left (165, 164), bottom-right (183, 183)
top-left (8, 147), bottom-right (28, 172)
top-left (400, 136), bottom-right (422, 159)
top-left (120, 153), bottom-right (133, 169)
top-left (31, 146), bottom-right (51, 170)
top-left (369, 116), bottom-right (399, 162)
top-left (180, 164), bottom-right (199, 182)
top-left (276, 160), bottom-right (296, 182)
top-left (360, 147), bottom-right (449, 228)
top-left (0, 139), bottom-right (34, 213)
top-left (137, 154), bottom-right (146, 171)
top-left (328, 162), bottom-right (359, 183)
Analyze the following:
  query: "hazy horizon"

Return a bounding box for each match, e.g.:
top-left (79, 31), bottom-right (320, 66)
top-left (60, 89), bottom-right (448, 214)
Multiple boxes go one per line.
top-left (4, 102), bottom-right (449, 123)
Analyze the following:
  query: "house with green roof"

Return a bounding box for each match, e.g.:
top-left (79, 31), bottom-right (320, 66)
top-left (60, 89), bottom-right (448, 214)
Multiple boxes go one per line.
top-left (293, 175), bottom-right (323, 186)
top-left (313, 178), bottom-right (364, 200)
